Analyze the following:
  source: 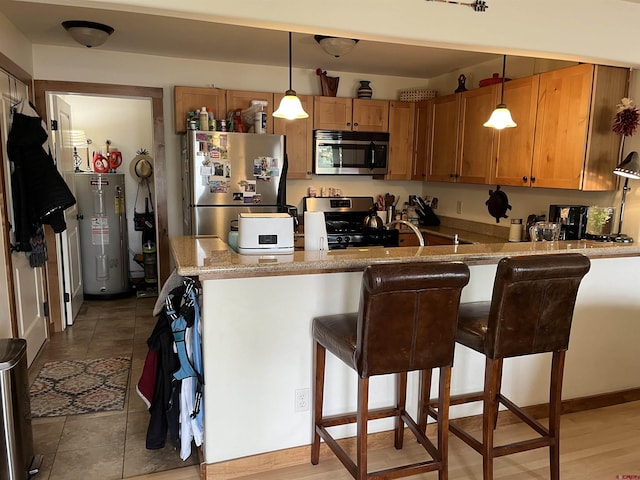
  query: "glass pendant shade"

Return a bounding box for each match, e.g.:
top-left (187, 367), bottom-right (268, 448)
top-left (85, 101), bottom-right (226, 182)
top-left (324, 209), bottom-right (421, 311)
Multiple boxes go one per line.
top-left (273, 90), bottom-right (309, 120)
top-left (483, 104), bottom-right (517, 129)
top-left (273, 32), bottom-right (308, 120)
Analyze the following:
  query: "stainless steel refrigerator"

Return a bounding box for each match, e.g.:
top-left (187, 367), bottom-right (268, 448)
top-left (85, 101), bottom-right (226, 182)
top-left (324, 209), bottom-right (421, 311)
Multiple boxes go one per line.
top-left (75, 172), bottom-right (129, 297)
top-left (182, 131), bottom-right (288, 239)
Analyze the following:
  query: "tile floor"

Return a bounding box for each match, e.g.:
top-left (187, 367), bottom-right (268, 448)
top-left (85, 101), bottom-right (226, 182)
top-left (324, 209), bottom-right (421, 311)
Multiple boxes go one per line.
top-left (28, 295), bottom-right (199, 480)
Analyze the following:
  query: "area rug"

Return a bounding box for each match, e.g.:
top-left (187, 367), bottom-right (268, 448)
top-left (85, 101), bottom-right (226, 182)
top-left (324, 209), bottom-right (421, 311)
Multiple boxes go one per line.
top-left (29, 357), bottom-right (131, 418)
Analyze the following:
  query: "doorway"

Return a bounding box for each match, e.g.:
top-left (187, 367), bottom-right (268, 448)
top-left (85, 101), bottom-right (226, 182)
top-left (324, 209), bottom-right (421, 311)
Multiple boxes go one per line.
top-left (33, 81), bottom-right (168, 329)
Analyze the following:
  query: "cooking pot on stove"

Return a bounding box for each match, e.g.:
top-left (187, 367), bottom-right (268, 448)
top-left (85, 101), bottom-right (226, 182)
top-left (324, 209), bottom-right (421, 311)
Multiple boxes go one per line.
top-left (363, 208), bottom-right (384, 229)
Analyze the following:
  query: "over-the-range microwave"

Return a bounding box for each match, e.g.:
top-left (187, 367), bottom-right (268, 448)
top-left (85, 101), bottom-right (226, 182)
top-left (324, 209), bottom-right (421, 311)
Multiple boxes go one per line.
top-left (313, 130), bottom-right (389, 175)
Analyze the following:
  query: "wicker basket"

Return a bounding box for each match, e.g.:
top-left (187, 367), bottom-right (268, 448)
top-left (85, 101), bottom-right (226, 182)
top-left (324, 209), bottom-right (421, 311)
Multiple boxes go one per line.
top-left (399, 88), bottom-right (437, 102)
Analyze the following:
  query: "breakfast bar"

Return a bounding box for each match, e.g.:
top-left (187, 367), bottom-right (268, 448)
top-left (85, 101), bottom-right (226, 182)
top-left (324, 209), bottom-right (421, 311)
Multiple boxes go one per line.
top-left (170, 236), bottom-right (640, 470)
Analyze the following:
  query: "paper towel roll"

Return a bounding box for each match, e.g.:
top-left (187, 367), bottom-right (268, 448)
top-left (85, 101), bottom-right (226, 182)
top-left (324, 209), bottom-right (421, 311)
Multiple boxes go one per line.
top-left (304, 211), bottom-right (329, 251)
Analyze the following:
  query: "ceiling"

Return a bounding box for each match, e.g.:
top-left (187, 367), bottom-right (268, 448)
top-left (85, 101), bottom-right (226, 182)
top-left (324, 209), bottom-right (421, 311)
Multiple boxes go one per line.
top-left (0, 0), bottom-right (499, 79)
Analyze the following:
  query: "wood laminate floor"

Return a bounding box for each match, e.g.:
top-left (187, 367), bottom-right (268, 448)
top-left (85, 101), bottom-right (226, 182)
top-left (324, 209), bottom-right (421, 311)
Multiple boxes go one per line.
top-left (31, 297), bottom-right (640, 479)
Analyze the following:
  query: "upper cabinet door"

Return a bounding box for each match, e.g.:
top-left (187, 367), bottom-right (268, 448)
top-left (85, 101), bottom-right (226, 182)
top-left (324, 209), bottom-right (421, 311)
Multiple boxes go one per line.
top-left (492, 76), bottom-right (540, 187)
top-left (352, 99), bottom-right (389, 132)
top-left (412, 99), bottom-right (432, 181)
top-left (273, 93), bottom-right (314, 179)
top-left (174, 86), bottom-right (226, 133)
top-left (428, 94), bottom-right (460, 182)
top-left (531, 64), bottom-right (593, 189)
top-left (457, 86), bottom-right (497, 184)
top-left (386, 101), bottom-right (415, 180)
top-left (313, 97), bottom-right (353, 130)
top-left (226, 90), bottom-right (275, 133)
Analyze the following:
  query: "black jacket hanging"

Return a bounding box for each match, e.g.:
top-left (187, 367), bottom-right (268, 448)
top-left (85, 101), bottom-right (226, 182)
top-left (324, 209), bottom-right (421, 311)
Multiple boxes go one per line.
top-left (7, 101), bottom-right (76, 251)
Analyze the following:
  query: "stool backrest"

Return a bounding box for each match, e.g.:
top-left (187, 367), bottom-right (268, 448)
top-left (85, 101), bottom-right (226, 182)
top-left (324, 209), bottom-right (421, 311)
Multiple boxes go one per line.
top-left (356, 262), bottom-right (470, 377)
top-left (485, 254), bottom-right (591, 359)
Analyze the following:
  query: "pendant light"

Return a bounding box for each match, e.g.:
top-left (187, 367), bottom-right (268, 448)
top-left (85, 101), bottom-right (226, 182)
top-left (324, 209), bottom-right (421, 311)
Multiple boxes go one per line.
top-left (273, 32), bottom-right (309, 120)
top-left (483, 55), bottom-right (517, 129)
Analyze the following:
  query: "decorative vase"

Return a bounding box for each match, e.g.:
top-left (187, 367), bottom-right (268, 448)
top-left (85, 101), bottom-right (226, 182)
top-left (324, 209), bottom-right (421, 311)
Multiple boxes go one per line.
top-left (357, 80), bottom-right (373, 99)
top-left (320, 74), bottom-right (339, 97)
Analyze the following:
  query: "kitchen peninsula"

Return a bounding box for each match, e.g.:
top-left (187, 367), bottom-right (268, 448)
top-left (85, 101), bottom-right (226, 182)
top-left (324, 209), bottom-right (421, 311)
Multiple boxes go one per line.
top-left (170, 236), bottom-right (640, 475)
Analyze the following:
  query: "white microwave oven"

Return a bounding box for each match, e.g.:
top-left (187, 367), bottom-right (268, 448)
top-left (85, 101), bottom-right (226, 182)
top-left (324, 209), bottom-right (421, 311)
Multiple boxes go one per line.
top-left (313, 130), bottom-right (389, 175)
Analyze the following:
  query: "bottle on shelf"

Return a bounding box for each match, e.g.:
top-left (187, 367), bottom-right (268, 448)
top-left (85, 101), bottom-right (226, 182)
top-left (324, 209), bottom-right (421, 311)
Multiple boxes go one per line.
top-left (199, 107), bottom-right (208, 132)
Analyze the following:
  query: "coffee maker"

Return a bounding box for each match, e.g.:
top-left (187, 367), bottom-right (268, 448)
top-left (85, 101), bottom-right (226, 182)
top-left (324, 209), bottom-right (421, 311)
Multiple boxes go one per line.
top-left (548, 205), bottom-right (588, 240)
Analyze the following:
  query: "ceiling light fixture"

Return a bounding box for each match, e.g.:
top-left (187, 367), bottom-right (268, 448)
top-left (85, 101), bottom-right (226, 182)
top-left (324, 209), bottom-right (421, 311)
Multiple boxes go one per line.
top-left (484, 55), bottom-right (517, 130)
top-left (273, 32), bottom-right (309, 120)
top-left (62, 20), bottom-right (114, 48)
top-left (314, 35), bottom-right (359, 58)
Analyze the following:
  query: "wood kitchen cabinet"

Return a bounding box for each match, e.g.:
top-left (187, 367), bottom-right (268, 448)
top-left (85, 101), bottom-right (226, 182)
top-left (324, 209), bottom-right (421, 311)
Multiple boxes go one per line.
top-left (273, 93), bottom-right (314, 179)
top-left (529, 63), bottom-right (627, 190)
top-left (313, 96), bottom-right (389, 132)
top-left (457, 86), bottom-right (496, 184)
top-left (491, 76), bottom-right (540, 186)
top-left (427, 93), bottom-right (460, 182)
top-left (174, 86), bottom-right (226, 133)
top-left (412, 99), bottom-right (432, 180)
top-left (385, 101), bottom-right (415, 180)
top-left (427, 88), bottom-right (495, 184)
top-left (226, 90), bottom-right (274, 133)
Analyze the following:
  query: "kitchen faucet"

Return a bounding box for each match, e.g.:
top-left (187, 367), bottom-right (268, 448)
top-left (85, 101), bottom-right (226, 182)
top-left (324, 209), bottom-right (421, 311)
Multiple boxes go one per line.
top-left (386, 220), bottom-right (425, 247)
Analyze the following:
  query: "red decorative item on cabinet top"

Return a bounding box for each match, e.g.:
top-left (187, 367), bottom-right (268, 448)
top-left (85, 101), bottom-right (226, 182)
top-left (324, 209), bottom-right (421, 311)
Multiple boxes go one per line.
top-left (479, 73), bottom-right (511, 88)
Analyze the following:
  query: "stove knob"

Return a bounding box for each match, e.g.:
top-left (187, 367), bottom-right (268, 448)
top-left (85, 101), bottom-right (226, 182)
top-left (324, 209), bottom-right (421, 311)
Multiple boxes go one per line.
top-left (336, 236), bottom-right (343, 244)
top-left (344, 236), bottom-right (351, 245)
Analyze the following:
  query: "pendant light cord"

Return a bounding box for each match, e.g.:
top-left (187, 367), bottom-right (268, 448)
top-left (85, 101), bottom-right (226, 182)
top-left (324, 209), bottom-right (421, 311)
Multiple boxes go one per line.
top-left (288, 32), bottom-right (293, 91)
top-left (500, 55), bottom-right (506, 104)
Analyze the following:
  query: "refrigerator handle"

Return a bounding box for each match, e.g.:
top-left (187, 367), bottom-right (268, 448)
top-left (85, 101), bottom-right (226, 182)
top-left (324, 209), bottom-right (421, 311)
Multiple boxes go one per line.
top-left (276, 150), bottom-right (288, 212)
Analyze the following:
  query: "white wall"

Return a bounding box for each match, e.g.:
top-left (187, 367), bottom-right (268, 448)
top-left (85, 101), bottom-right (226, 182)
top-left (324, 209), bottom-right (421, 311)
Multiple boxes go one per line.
top-left (0, 11), bottom-right (32, 75)
top-left (59, 94), bottom-right (154, 277)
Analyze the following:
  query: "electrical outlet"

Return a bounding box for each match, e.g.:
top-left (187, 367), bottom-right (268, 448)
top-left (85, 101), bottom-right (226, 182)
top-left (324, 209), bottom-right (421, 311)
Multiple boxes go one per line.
top-left (295, 388), bottom-right (309, 412)
top-left (456, 201), bottom-right (463, 214)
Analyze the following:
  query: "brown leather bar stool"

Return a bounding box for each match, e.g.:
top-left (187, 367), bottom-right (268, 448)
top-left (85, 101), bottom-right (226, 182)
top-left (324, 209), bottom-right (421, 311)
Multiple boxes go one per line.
top-left (421, 253), bottom-right (590, 480)
top-left (311, 262), bottom-right (470, 480)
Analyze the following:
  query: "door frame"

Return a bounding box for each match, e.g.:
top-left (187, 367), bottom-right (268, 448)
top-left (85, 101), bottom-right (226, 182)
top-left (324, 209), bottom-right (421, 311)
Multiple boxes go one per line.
top-left (0, 52), bottom-right (34, 338)
top-left (34, 81), bottom-right (168, 330)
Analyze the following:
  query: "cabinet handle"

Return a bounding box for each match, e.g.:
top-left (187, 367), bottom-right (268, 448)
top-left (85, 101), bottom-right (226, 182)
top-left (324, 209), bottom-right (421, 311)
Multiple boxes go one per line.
top-left (531, 176), bottom-right (536, 183)
top-left (353, 122), bottom-right (358, 127)
top-left (346, 122), bottom-right (352, 126)
top-left (449, 173), bottom-right (455, 178)
top-left (522, 176), bottom-right (528, 182)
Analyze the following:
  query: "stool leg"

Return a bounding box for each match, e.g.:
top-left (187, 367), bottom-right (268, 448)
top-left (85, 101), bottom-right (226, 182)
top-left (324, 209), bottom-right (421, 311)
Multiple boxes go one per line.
top-left (482, 357), bottom-right (501, 480)
top-left (311, 341), bottom-right (326, 465)
top-left (549, 350), bottom-right (566, 480)
top-left (493, 359), bottom-right (503, 430)
top-left (418, 369), bottom-right (433, 433)
top-left (438, 366), bottom-right (452, 480)
top-left (395, 372), bottom-right (408, 449)
top-left (357, 376), bottom-right (370, 480)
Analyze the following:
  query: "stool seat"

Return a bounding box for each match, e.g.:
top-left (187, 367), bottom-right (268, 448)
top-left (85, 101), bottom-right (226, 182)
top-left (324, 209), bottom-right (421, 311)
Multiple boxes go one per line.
top-left (311, 262), bottom-right (470, 480)
top-left (428, 253), bottom-right (590, 480)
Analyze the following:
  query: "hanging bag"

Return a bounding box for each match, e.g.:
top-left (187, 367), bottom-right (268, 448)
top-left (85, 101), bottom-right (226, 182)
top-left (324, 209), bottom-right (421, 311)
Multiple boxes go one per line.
top-left (134, 179), bottom-right (154, 231)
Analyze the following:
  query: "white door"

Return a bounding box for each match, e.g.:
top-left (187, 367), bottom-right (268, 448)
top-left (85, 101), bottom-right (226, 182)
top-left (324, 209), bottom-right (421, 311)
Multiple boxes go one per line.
top-left (50, 95), bottom-right (83, 326)
top-left (0, 80), bottom-right (48, 366)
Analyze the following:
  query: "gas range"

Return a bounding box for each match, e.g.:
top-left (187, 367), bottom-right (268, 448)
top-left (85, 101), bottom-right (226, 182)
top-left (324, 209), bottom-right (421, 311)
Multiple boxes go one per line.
top-left (303, 196), bottom-right (399, 250)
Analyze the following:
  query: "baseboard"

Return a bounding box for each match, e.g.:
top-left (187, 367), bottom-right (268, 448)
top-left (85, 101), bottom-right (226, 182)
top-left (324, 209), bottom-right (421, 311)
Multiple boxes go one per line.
top-left (201, 387), bottom-right (640, 480)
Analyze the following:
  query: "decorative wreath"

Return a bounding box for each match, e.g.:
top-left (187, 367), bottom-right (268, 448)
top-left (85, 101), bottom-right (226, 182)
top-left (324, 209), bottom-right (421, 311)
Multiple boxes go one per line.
top-left (612, 97), bottom-right (640, 137)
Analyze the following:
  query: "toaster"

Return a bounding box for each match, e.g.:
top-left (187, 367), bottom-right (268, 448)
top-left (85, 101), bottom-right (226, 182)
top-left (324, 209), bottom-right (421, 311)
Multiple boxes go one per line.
top-left (237, 213), bottom-right (294, 254)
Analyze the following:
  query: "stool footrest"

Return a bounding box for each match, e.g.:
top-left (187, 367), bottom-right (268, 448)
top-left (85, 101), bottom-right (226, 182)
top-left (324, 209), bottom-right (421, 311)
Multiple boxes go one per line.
top-left (319, 406), bottom-right (399, 428)
top-left (499, 394), bottom-right (549, 437)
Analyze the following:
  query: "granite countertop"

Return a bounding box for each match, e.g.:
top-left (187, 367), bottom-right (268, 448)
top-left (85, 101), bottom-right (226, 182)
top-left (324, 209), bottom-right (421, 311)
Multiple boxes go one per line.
top-left (170, 235), bottom-right (640, 279)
